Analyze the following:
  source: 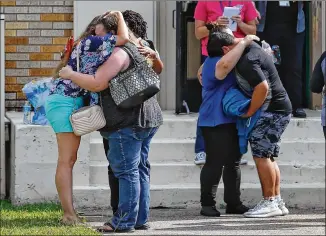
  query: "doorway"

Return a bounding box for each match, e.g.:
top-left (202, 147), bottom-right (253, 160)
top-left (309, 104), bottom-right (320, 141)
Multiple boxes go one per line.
top-left (175, 1), bottom-right (312, 114)
top-left (175, 1), bottom-right (202, 114)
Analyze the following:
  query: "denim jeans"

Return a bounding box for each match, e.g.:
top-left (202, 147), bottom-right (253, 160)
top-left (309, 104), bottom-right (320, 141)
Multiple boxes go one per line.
top-left (195, 55), bottom-right (208, 154)
top-left (195, 121), bottom-right (205, 153)
top-left (102, 138), bottom-right (151, 215)
top-left (101, 127), bottom-right (158, 230)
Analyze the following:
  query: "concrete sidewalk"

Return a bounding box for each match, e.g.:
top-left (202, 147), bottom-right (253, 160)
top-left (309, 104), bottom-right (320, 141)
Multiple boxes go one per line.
top-left (84, 208), bottom-right (325, 235)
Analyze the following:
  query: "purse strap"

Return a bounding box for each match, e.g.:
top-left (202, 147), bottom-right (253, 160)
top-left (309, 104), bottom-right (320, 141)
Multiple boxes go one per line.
top-left (120, 42), bottom-right (146, 68)
top-left (76, 42), bottom-right (81, 72)
top-left (72, 42), bottom-right (81, 112)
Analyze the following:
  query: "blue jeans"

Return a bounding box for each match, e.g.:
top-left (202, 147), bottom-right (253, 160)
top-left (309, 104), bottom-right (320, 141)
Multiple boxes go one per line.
top-left (195, 55), bottom-right (207, 154)
top-left (195, 121), bottom-right (205, 153)
top-left (101, 127), bottom-right (158, 230)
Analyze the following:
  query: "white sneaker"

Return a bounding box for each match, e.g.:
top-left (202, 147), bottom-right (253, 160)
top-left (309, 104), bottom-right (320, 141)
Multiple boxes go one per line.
top-left (277, 199), bottom-right (289, 216)
top-left (240, 159), bottom-right (248, 165)
top-left (194, 152), bottom-right (206, 165)
top-left (245, 199), bottom-right (265, 215)
top-left (244, 199), bottom-right (282, 218)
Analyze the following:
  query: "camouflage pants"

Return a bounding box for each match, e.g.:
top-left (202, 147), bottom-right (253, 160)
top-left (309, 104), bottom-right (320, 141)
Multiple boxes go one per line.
top-left (249, 112), bottom-right (291, 158)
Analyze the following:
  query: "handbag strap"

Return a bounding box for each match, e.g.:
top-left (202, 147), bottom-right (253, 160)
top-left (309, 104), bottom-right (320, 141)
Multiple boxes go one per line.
top-left (120, 42), bottom-right (146, 68)
top-left (76, 42), bottom-right (81, 72)
top-left (72, 42), bottom-right (81, 112)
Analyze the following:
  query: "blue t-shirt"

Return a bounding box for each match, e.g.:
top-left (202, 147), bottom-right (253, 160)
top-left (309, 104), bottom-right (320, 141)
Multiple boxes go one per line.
top-left (198, 57), bottom-right (237, 127)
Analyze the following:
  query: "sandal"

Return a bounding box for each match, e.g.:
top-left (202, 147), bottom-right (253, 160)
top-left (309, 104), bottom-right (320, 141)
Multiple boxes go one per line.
top-left (97, 222), bottom-right (135, 233)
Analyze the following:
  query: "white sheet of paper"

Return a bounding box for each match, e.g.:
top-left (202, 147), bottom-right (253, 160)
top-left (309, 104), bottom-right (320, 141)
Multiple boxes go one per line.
top-left (279, 1), bottom-right (290, 7)
top-left (223, 7), bottom-right (241, 32)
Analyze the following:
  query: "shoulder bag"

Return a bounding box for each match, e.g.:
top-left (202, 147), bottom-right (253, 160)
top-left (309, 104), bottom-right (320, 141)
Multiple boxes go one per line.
top-left (69, 42), bottom-right (106, 136)
top-left (109, 42), bottom-right (160, 109)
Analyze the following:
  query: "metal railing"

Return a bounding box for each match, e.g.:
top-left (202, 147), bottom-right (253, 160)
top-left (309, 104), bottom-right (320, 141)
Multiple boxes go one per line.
top-left (0, 14), bottom-right (5, 199)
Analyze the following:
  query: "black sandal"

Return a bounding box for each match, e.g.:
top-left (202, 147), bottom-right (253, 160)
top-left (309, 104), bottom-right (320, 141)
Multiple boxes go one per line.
top-left (96, 222), bottom-right (135, 233)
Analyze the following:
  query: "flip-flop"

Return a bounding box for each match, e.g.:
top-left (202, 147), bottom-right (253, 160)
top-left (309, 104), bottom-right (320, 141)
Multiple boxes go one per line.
top-left (96, 222), bottom-right (135, 233)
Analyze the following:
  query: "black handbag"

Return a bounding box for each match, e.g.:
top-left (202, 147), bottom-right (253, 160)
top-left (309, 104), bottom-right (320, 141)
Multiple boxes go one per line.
top-left (109, 42), bottom-right (160, 109)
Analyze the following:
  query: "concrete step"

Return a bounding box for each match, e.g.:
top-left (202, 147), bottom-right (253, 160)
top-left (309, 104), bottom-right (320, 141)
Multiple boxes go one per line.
top-left (88, 162), bottom-right (325, 186)
top-left (90, 111), bottom-right (324, 140)
top-left (90, 138), bottom-right (325, 163)
top-left (73, 183), bottom-right (325, 209)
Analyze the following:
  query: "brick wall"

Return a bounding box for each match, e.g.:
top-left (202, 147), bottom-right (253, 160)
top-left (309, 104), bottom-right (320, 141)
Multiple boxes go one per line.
top-left (0, 0), bottom-right (74, 110)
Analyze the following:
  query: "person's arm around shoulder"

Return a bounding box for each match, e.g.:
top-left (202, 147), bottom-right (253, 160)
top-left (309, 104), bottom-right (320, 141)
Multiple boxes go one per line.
top-left (215, 35), bottom-right (260, 80)
top-left (59, 47), bottom-right (130, 92)
top-left (112, 11), bottom-right (129, 46)
top-left (310, 51), bottom-right (326, 94)
top-left (137, 40), bottom-right (164, 75)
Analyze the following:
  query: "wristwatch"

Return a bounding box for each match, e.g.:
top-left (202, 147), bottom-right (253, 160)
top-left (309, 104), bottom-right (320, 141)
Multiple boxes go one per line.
top-left (205, 23), bottom-right (214, 31)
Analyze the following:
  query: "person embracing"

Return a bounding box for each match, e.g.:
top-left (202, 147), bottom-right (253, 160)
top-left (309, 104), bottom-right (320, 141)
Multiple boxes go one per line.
top-left (45, 11), bottom-right (129, 225)
top-left (58, 14), bottom-right (164, 233)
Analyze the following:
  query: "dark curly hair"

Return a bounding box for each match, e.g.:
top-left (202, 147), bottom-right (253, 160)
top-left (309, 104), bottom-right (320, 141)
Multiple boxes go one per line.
top-left (122, 10), bottom-right (148, 39)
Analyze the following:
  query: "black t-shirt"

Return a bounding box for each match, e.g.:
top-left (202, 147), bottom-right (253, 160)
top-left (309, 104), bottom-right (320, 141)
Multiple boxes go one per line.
top-left (265, 1), bottom-right (298, 32)
top-left (310, 51), bottom-right (326, 94)
top-left (236, 42), bottom-right (292, 114)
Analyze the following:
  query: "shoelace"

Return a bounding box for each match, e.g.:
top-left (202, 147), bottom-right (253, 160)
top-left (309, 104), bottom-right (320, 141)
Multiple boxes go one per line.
top-left (250, 199), bottom-right (268, 212)
top-left (197, 153), bottom-right (206, 160)
top-left (278, 199), bottom-right (285, 207)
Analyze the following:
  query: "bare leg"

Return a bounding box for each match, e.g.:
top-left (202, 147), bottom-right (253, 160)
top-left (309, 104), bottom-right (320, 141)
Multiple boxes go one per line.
top-left (253, 157), bottom-right (276, 198)
top-left (56, 132), bottom-right (81, 223)
top-left (273, 160), bottom-right (281, 196)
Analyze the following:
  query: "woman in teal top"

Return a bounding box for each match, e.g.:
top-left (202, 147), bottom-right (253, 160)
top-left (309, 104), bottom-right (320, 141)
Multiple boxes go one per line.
top-left (44, 11), bottom-right (129, 225)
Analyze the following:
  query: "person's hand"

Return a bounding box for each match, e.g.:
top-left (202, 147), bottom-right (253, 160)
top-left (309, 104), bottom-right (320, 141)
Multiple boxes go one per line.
top-left (108, 11), bottom-right (121, 16)
top-left (243, 34), bottom-right (260, 46)
top-left (231, 15), bottom-right (242, 24)
top-left (216, 16), bottom-right (229, 26)
top-left (137, 41), bottom-right (158, 60)
top-left (102, 10), bottom-right (121, 18)
top-left (59, 65), bottom-right (74, 79)
top-left (255, 9), bottom-right (261, 24)
top-left (197, 67), bottom-right (203, 86)
top-left (241, 112), bottom-right (252, 118)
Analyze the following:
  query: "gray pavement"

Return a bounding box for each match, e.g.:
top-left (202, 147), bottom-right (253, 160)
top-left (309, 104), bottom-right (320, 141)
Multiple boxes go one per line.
top-left (83, 208), bottom-right (325, 235)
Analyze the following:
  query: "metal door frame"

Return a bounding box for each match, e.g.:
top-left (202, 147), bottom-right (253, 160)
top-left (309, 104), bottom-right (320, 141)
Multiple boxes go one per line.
top-left (0, 14), bottom-right (6, 199)
top-left (175, 1), bottom-right (183, 114)
top-left (175, 1), bottom-right (194, 114)
top-left (322, 1), bottom-right (326, 52)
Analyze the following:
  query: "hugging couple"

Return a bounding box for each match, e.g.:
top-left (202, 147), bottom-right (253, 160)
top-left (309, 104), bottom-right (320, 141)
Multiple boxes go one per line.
top-left (45, 10), bottom-right (164, 233)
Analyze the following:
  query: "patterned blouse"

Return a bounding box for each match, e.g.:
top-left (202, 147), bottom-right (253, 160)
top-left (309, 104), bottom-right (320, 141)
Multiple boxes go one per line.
top-left (50, 33), bottom-right (117, 105)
